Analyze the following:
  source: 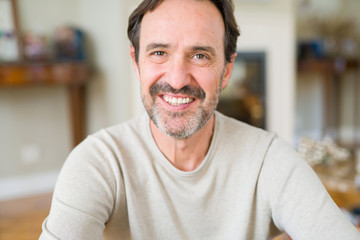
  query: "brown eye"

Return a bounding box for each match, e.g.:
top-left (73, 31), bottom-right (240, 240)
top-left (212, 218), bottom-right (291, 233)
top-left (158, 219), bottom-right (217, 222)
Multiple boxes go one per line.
top-left (149, 50), bottom-right (168, 64)
top-left (153, 51), bottom-right (166, 56)
top-left (194, 54), bottom-right (206, 59)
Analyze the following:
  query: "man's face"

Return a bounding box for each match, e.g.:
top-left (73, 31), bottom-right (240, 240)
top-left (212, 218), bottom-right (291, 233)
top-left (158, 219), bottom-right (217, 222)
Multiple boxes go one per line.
top-left (131, 0), bottom-right (235, 139)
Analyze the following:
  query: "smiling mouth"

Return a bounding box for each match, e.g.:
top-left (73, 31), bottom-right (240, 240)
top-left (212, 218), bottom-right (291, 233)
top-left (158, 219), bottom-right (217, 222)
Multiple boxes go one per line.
top-left (162, 95), bottom-right (195, 106)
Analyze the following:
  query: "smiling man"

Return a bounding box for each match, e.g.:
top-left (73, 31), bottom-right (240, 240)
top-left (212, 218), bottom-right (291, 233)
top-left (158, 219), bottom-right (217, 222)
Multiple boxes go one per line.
top-left (132, 0), bottom-right (236, 171)
top-left (40, 0), bottom-right (360, 239)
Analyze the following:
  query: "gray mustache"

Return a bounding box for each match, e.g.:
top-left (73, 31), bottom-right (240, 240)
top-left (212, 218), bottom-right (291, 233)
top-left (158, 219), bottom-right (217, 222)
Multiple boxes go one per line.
top-left (149, 83), bottom-right (206, 100)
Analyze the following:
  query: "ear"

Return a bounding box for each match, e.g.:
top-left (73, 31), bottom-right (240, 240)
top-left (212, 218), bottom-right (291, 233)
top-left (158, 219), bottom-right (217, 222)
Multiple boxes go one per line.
top-left (221, 53), bottom-right (237, 89)
top-left (130, 46), bottom-right (140, 81)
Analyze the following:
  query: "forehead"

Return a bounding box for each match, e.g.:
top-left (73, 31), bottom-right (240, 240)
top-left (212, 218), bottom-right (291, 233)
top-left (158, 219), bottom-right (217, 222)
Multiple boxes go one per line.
top-left (140, 0), bottom-right (225, 51)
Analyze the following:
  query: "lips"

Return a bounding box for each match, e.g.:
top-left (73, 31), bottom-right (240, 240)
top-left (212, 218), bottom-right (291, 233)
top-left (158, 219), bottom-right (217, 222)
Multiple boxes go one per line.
top-left (150, 83), bottom-right (205, 100)
top-left (150, 83), bottom-right (204, 109)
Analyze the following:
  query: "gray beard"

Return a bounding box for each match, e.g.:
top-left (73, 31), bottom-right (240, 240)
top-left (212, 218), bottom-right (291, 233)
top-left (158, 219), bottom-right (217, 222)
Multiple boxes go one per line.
top-left (149, 97), bottom-right (217, 139)
top-left (142, 76), bottom-right (223, 139)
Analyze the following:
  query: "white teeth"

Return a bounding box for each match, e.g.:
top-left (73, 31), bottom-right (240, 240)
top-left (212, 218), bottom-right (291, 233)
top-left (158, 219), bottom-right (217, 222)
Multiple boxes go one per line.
top-left (163, 96), bottom-right (194, 105)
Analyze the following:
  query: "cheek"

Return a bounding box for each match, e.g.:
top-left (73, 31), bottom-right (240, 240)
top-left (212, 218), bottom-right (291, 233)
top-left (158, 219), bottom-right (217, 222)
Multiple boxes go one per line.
top-left (192, 67), bottom-right (223, 93)
top-left (139, 63), bottom-right (165, 89)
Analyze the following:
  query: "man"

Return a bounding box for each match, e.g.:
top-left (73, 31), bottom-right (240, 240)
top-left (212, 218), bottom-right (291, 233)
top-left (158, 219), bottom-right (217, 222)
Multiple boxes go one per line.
top-left (40, 0), bottom-right (360, 239)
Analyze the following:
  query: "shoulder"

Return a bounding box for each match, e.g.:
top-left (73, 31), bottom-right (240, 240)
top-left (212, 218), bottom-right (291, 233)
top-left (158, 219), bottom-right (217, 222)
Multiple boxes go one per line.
top-left (53, 114), bottom-right (150, 208)
top-left (74, 113), bottom-right (150, 158)
top-left (258, 138), bottom-right (360, 239)
top-left (92, 112), bottom-right (149, 144)
top-left (214, 111), bottom-right (276, 154)
top-left (263, 136), bottom-right (305, 172)
top-left (62, 113), bottom-right (149, 179)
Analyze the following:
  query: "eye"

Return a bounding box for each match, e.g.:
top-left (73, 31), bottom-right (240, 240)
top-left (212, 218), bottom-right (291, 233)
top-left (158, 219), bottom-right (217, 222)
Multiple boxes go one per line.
top-left (148, 50), bottom-right (168, 63)
top-left (152, 51), bottom-right (166, 56)
top-left (193, 53), bottom-right (207, 60)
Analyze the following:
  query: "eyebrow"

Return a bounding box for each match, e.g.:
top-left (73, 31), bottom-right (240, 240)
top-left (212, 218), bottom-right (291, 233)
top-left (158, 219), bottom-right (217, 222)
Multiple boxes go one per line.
top-left (145, 43), bottom-right (217, 56)
top-left (146, 43), bottom-right (170, 52)
top-left (190, 46), bottom-right (216, 56)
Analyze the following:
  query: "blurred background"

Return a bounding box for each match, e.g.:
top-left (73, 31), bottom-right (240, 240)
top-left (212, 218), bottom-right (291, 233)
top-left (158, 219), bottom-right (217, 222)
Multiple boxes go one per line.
top-left (0, 0), bottom-right (360, 238)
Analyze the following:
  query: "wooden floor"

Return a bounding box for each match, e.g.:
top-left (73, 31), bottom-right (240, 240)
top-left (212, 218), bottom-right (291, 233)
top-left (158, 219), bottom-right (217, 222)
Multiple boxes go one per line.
top-left (0, 193), bottom-right (292, 240)
top-left (0, 193), bottom-right (52, 240)
top-left (0, 193), bottom-right (354, 240)
top-left (0, 193), bottom-right (293, 240)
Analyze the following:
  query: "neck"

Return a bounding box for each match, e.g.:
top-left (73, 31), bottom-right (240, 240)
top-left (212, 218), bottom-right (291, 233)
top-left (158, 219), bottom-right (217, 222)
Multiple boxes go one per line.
top-left (150, 115), bottom-right (215, 172)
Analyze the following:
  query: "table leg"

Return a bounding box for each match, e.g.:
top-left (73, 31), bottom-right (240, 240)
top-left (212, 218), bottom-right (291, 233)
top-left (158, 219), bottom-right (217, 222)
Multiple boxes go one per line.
top-left (68, 85), bottom-right (86, 147)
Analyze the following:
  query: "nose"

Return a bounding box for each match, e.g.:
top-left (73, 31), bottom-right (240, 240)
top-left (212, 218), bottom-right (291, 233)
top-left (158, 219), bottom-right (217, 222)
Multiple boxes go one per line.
top-left (167, 55), bottom-right (191, 90)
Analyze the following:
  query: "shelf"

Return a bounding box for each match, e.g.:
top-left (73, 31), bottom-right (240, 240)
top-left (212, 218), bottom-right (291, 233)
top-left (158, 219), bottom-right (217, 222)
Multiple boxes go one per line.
top-left (298, 58), bottom-right (360, 74)
top-left (0, 62), bottom-right (88, 87)
top-left (0, 61), bottom-right (90, 147)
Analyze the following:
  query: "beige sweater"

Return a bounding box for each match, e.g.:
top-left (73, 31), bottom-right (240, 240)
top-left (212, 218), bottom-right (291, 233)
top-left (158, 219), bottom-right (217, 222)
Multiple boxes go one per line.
top-left (40, 112), bottom-right (360, 240)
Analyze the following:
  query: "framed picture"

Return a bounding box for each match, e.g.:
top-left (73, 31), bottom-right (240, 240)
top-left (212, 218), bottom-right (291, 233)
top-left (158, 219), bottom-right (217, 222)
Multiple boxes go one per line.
top-left (0, 0), bottom-right (21, 61)
top-left (217, 52), bottom-right (266, 129)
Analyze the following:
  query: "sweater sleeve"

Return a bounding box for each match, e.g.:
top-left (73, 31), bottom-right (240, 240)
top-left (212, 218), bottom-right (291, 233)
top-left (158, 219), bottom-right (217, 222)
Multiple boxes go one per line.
top-left (39, 136), bottom-right (119, 240)
top-left (259, 137), bottom-right (360, 240)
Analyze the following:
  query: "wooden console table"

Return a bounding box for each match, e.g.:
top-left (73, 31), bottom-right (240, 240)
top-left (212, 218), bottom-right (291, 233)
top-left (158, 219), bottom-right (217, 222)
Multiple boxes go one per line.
top-left (0, 62), bottom-right (89, 147)
top-left (313, 161), bottom-right (360, 209)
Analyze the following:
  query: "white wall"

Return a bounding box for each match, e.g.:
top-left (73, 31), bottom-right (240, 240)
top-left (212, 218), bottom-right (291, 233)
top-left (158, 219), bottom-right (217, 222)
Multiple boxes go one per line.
top-left (18, 0), bottom-right (80, 34)
top-left (78, 0), bottom-right (137, 133)
top-left (234, 0), bottom-right (296, 143)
